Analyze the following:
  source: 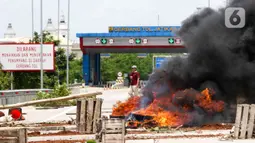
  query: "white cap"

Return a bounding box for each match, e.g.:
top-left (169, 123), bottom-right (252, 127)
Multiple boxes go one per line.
top-left (132, 65), bottom-right (137, 69)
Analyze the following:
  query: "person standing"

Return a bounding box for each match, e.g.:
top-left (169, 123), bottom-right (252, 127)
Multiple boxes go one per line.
top-left (128, 65), bottom-right (140, 96)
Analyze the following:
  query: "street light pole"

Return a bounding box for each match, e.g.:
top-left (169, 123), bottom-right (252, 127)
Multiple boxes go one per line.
top-left (57, 0), bottom-right (60, 43)
top-left (40, 0), bottom-right (44, 89)
top-left (66, 0), bottom-right (70, 86)
top-left (31, 0), bottom-right (34, 39)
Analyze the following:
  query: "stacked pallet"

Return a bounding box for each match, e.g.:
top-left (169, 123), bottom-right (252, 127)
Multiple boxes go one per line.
top-left (101, 119), bottom-right (125, 143)
top-left (76, 98), bottom-right (103, 134)
top-left (0, 128), bottom-right (27, 143)
top-left (234, 104), bottom-right (255, 139)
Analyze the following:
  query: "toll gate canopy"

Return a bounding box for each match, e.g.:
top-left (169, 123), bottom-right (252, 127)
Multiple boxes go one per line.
top-left (76, 26), bottom-right (186, 85)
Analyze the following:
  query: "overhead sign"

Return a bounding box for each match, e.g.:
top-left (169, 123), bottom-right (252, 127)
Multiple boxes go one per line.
top-left (83, 37), bottom-right (184, 46)
top-left (153, 54), bottom-right (189, 69)
top-left (0, 44), bottom-right (55, 71)
top-left (108, 26), bottom-right (180, 33)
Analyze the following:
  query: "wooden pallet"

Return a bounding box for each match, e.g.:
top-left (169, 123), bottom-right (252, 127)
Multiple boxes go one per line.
top-left (76, 98), bottom-right (103, 134)
top-left (0, 128), bottom-right (27, 143)
top-left (234, 104), bottom-right (255, 139)
top-left (101, 119), bottom-right (125, 143)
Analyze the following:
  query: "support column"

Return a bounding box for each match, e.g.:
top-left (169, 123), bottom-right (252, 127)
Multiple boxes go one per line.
top-left (97, 54), bottom-right (101, 83)
top-left (82, 54), bottom-right (90, 85)
top-left (89, 53), bottom-right (95, 85)
top-left (94, 54), bottom-right (101, 85)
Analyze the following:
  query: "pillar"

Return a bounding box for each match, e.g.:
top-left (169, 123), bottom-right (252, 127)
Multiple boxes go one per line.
top-left (82, 53), bottom-right (101, 85)
top-left (94, 54), bottom-right (101, 85)
top-left (89, 54), bottom-right (95, 85)
top-left (82, 54), bottom-right (90, 85)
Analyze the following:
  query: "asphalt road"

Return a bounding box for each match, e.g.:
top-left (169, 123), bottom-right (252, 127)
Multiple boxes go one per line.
top-left (1, 87), bottom-right (130, 123)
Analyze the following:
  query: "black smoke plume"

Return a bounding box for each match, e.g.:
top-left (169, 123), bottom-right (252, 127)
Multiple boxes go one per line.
top-left (140, 0), bottom-right (255, 125)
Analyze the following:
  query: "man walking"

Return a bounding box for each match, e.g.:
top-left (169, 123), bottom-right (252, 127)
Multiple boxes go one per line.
top-left (128, 65), bottom-right (140, 96)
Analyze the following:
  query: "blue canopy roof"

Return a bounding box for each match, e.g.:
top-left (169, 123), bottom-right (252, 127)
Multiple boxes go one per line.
top-left (76, 26), bottom-right (181, 38)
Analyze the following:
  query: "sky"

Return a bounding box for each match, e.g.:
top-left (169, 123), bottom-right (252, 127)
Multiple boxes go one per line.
top-left (0, 0), bottom-right (228, 41)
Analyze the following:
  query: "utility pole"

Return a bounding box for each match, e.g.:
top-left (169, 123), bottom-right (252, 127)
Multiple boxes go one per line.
top-left (66, 0), bottom-right (70, 86)
top-left (31, 0), bottom-right (34, 39)
top-left (57, 0), bottom-right (60, 44)
top-left (40, 0), bottom-right (44, 89)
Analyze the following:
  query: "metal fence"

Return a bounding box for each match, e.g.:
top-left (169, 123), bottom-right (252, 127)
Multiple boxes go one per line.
top-left (0, 89), bottom-right (52, 105)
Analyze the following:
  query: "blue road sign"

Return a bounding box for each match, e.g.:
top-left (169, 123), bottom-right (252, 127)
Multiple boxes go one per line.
top-left (155, 57), bottom-right (167, 69)
top-left (108, 26), bottom-right (180, 33)
top-left (76, 26), bottom-right (181, 38)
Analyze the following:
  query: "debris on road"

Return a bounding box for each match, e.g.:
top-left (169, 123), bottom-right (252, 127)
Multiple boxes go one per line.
top-left (28, 131), bottom-right (81, 137)
top-left (125, 133), bottom-right (226, 140)
top-left (28, 140), bottom-right (86, 143)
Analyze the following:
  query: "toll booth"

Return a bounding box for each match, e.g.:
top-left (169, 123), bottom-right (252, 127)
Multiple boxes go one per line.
top-left (78, 26), bottom-right (186, 85)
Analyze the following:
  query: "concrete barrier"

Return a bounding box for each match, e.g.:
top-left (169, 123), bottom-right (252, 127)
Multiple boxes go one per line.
top-left (0, 83), bottom-right (85, 105)
top-left (0, 89), bottom-right (52, 105)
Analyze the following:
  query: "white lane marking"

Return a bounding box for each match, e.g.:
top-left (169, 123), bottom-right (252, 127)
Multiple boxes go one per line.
top-left (42, 106), bottom-right (76, 122)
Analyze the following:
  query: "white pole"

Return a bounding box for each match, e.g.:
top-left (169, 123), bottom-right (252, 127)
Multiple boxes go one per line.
top-left (11, 72), bottom-right (13, 90)
top-left (40, 0), bottom-right (44, 89)
top-left (31, 0), bottom-right (34, 39)
top-left (66, 0), bottom-right (70, 86)
top-left (57, 0), bottom-right (60, 43)
top-left (152, 56), bottom-right (155, 71)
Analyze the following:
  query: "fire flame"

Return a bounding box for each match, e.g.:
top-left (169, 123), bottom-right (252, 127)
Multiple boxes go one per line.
top-left (112, 88), bottom-right (225, 127)
top-left (112, 96), bottom-right (141, 116)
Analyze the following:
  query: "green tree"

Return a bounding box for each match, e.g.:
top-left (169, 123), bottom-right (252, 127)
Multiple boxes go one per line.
top-left (101, 53), bottom-right (153, 81)
top-left (69, 58), bottom-right (83, 83)
top-left (0, 64), bottom-right (11, 90)
top-left (54, 48), bottom-right (76, 85)
top-left (29, 31), bottom-right (60, 46)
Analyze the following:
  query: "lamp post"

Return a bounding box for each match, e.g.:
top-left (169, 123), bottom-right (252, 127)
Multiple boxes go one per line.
top-left (31, 0), bottom-right (34, 39)
top-left (66, 0), bottom-right (70, 86)
top-left (40, 0), bottom-right (44, 89)
top-left (57, 0), bottom-right (60, 43)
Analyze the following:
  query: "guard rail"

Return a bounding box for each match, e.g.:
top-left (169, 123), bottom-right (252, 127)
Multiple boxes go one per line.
top-left (0, 89), bottom-right (52, 105)
top-left (68, 83), bottom-right (83, 87)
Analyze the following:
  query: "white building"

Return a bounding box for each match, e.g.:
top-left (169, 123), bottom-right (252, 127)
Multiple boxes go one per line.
top-left (0, 23), bottom-right (31, 43)
top-left (4, 23), bottom-right (16, 38)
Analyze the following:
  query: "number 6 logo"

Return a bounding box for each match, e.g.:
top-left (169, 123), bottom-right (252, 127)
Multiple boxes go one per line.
top-left (225, 7), bottom-right (245, 28)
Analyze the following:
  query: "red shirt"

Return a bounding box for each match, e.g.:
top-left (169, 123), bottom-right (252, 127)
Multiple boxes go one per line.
top-left (130, 71), bottom-right (140, 85)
